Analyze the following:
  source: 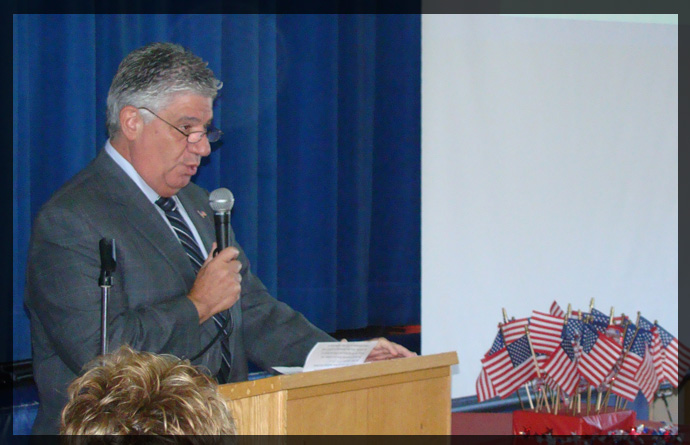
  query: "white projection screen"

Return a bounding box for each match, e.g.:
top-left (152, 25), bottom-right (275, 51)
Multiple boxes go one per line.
top-left (421, 15), bottom-right (678, 399)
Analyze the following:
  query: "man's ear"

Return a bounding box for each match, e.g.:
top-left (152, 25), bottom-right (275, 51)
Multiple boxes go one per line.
top-left (119, 106), bottom-right (143, 141)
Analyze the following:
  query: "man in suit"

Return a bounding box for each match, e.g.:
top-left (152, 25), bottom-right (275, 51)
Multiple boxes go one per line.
top-left (25, 42), bottom-right (413, 435)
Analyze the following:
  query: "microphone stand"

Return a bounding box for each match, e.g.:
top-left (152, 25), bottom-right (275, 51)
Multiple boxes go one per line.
top-left (98, 238), bottom-right (116, 357)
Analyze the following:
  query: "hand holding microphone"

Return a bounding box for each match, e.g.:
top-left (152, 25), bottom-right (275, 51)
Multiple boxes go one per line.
top-left (187, 188), bottom-right (242, 324)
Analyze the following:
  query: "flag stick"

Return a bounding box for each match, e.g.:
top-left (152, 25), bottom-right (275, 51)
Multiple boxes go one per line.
top-left (587, 386), bottom-right (592, 415)
top-left (604, 389), bottom-right (614, 411)
top-left (572, 393), bottom-right (576, 415)
top-left (524, 383), bottom-right (534, 410)
top-left (584, 303), bottom-right (594, 415)
top-left (533, 380), bottom-right (542, 412)
top-left (516, 388), bottom-right (525, 410)
top-left (524, 326), bottom-right (550, 413)
top-left (533, 379), bottom-right (542, 412)
top-left (554, 387), bottom-right (560, 415)
top-left (570, 392), bottom-right (577, 415)
top-left (595, 390), bottom-right (603, 412)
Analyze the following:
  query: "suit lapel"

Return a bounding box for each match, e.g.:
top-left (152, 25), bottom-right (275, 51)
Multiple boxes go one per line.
top-left (178, 190), bottom-right (215, 253)
top-left (93, 150), bottom-right (197, 290)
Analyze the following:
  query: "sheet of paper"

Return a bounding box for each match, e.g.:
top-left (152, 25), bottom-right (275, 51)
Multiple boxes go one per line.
top-left (272, 341), bottom-right (378, 374)
top-left (303, 341), bottom-right (377, 371)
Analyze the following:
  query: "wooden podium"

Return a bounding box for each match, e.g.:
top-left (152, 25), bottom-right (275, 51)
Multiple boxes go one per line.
top-left (218, 352), bottom-right (458, 435)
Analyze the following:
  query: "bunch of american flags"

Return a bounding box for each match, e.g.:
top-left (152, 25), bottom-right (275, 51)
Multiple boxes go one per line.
top-left (476, 300), bottom-right (689, 414)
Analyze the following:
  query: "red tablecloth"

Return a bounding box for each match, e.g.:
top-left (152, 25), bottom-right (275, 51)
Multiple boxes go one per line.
top-left (512, 409), bottom-right (637, 435)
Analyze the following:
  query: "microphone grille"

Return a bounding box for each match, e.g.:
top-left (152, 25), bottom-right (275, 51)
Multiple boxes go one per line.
top-left (209, 188), bottom-right (235, 213)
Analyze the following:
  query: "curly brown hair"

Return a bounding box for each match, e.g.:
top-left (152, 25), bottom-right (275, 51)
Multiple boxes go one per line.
top-left (60, 345), bottom-right (235, 437)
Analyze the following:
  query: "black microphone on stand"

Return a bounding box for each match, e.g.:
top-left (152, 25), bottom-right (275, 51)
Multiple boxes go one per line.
top-left (98, 238), bottom-right (116, 357)
top-left (99, 238), bottom-right (116, 286)
top-left (209, 188), bottom-right (235, 256)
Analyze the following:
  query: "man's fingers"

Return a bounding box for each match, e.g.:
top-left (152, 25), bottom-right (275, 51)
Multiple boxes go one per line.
top-left (216, 246), bottom-right (241, 262)
top-left (370, 337), bottom-right (417, 359)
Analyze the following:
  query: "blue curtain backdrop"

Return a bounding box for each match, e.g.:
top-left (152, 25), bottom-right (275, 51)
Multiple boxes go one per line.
top-left (12, 14), bottom-right (421, 362)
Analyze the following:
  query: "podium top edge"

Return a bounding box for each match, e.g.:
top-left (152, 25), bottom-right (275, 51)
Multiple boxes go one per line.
top-left (219, 351), bottom-right (458, 399)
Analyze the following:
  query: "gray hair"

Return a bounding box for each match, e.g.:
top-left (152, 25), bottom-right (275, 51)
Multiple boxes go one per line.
top-left (106, 42), bottom-right (223, 138)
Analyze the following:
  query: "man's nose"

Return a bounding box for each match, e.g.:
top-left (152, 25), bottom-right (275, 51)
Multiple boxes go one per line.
top-left (188, 138), bottom-right (211, 157)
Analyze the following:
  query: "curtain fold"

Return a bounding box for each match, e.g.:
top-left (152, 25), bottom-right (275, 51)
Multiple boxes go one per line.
top-left (12, 14), bottom-right (420, 362)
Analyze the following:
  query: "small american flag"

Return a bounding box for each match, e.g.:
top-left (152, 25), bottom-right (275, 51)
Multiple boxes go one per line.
top-left (611, 328), bottom-right (654, 402)
top-left (638, 316), bottom-right (655, 332)
top-left (549, 301), bottom-right (582, 319)
top-left (549, 301), bottom-right (565, 318)
top-left (562, 318), bottom-right (584, 344)
top-left (501, 317), bottom-right (530, 345)
top-left (482, 335), bottom-right (538, 398)
top-left (543, 341), bottom-right (580, 396)
top-left (635, 342), bottom-right (659, 402)
top-left (623, 321), bottom-right (638, 351)
top-left (680, 341), bottom-right (690, 382)
top-left (652, 323), bottom-right (680, 387)
top-left (476, 367), bottom-right (498, 402)
top-left (611, 362), bottom-right (639, 402)
top-left (628, 328), bottom-right (657, 402)
top-left (577, 324), bottom-right (622, 387)
top-left (486, 330), bottom-right (505, 357)
top-left (476, 330), bottom-right (504, 402)
top-left (587, 308), bottom-right (611, 334)
top-left (651, 326), bottom-right (665, 384)
top-left (529, 310), bottom-right (565, 355)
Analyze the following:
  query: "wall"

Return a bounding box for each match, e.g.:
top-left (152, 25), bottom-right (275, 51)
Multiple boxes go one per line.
top-left (421, 14), bottom-right (678, 398)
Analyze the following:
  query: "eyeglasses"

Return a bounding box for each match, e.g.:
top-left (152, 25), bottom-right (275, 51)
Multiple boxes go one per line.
top-left (138, 107), bottom-right (223, 143)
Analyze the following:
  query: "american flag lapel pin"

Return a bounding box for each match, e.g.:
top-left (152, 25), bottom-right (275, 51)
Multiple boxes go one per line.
top-left (197, 210), bottom-right (207, 218)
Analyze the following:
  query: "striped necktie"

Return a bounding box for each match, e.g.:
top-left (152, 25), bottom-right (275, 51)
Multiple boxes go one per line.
top-left (156, 196), bottom-right (232, 382)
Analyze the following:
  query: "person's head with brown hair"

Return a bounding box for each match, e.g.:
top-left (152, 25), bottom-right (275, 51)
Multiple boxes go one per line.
top-left (60, 345), bottom-right (235, 436)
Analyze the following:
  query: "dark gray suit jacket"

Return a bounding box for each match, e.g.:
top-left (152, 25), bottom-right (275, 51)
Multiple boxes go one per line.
top-left (25, 149), bottom-right (334, 434)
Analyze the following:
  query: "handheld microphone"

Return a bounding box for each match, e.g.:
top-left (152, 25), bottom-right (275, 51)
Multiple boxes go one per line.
top-left (189, 189), bottom-right (236, 363)
top-left (98, 238), bottom-right (117, 286)
top-left (209, 188), bottom-right (234, 256)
